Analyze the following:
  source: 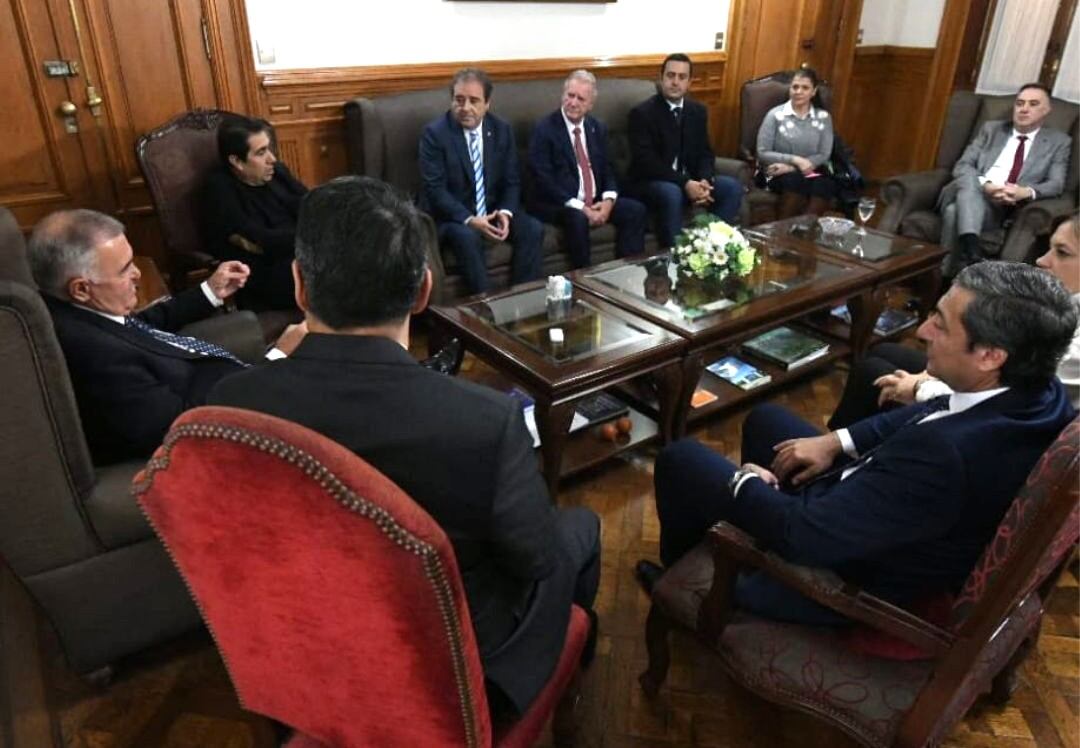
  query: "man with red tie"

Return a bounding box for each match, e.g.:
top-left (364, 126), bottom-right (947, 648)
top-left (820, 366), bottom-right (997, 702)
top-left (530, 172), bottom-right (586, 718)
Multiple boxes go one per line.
top-left (527, 70), bottom-right (647, 268)
top-left (939, 82), bottom-right (1071, 276)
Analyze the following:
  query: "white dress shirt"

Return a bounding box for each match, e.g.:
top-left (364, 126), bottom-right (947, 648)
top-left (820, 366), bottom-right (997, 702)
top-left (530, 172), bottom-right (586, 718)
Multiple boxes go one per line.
top-left (561, 110), bottom-right (617, 209)
top-left (981, 128), bottom-right (1040, 197)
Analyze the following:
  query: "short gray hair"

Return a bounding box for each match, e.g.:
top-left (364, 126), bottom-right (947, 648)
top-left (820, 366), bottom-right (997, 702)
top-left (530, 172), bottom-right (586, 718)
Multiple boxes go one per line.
top-left (28, 209), bottom-right (124, 298)
top-left (564, 69), bottom-right (597, 96)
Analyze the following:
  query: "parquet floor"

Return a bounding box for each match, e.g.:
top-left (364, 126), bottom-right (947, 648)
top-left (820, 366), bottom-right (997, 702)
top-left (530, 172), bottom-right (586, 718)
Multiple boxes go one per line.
top-left (1, 356), bottom-right (1076, 748)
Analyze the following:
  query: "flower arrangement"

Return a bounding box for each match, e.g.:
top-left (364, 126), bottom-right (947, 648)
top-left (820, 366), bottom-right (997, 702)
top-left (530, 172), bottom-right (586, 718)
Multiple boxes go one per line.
top-left (672, 215), bottom-right (759, 281)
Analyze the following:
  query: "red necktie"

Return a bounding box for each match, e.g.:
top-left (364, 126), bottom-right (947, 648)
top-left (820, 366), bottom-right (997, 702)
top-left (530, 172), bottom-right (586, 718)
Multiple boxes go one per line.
top-left (1006, 135), bottom-right (1028, 184)
top-left (573, 126), bottom-right (595, 205)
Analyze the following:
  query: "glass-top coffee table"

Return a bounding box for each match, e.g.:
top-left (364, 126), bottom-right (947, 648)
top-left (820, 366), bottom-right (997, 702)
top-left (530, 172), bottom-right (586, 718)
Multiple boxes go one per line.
top-left (574, 241), bottom-right (877, 433)
top-left (429, 282), bottom-right (686, 499)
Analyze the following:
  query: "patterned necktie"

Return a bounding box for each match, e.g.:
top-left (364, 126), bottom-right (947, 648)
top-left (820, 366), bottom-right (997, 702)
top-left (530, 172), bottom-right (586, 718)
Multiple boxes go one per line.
top-left (125, 315), bottom-right (246, 366)
top-left (572, 126), bottom-right (595, 205)
top-left (672, 106), bottom-right (681, 124)
top-left (1006, 135), bottom-right (1028, 184)
top-left (469, 129), bottom-right (486, 216)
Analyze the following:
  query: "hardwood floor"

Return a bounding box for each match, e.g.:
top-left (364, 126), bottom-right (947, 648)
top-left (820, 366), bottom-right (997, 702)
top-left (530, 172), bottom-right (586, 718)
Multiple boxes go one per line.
top-left (1, 356), bottom-right (1076, 748)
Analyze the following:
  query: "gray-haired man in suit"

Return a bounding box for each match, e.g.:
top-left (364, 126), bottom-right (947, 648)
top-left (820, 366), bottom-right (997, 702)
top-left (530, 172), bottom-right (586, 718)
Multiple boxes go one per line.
top-left (939, 82), bottom-right (1071, 275)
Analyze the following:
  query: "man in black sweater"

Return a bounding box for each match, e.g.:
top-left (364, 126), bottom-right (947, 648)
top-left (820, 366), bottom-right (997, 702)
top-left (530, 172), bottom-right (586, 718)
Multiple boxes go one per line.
top-left (201, 115), bottom-right (307, 310)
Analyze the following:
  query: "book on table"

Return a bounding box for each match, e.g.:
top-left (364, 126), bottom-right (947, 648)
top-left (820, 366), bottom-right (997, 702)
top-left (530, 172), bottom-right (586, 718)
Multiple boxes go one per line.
top-left (508, 388), bottom-right (628, 447)
top-left (706, 355), bottom-right (772, 390)
top-left (742, 326), bottom-right (830, 370)
top-left (830, 304), bottom-right (918, 336)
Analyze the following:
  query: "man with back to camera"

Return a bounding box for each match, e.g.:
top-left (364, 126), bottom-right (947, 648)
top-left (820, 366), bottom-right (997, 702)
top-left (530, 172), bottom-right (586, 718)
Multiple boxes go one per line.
top-left (626, 53), bottom-right (743, 248)
top-left (419, 68), bottom-right (544, 294)
top-left (528, 69), bottom-right (648, 268)
top-left (27, 208), bottom-right (306, 465)
top-left (208, 176), bottom-right (600, 718)
top-left (939, 82), bottom-right (1071, 276)
top-left (202, 114), bottom-right (308, 310)
top-left (636, 261), bottom-right (1077, 625)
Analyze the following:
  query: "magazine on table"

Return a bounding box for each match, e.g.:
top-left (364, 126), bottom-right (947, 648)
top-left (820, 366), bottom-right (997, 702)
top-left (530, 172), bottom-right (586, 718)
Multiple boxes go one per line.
top-left (743, 326), bottom-right (830, 370)
top-left (830, 304), bottom-right (918, 336)
top-left (706, 355), bottom-right (772, 390)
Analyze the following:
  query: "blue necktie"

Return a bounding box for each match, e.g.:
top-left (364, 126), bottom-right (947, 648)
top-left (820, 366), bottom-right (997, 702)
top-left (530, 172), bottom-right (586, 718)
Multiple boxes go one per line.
top-left (469, 130), bottom-right (486, 216)
top-left (125, 315), bottom-right (246, 367)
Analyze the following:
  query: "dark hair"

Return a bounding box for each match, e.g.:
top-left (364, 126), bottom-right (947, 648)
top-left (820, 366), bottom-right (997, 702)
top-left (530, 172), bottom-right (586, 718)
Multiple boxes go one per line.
top-left (295, 176), bottom-right (429, 329)
top-left (953, 261), bottom-right (1077, 389)
top-left (661, 53), bottom-right (693, 77)
top-left (217, 115), bottom-right (272, 166)
top-left (1016, 82), bottom-right (1052, 99)
top-left (28, 209), bottom-right (125, 297)
top-left (450, 68), bottom-right (493, 102)
top-left (1050, 209), bottom-right (1079, 236)
top-left (791, 66), bottom-right (827, 109)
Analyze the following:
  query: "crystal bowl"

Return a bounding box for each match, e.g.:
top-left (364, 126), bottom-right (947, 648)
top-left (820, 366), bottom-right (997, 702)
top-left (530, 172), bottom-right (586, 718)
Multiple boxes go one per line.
top-left (817, 216), bottom-right (855, 235)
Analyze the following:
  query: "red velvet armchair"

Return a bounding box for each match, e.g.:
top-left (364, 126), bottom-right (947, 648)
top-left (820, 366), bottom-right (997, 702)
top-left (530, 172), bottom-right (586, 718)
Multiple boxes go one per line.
top-left (133, 406), bottom-right (588, 748)
top-left (639, 417), bottom-right (1079, 747)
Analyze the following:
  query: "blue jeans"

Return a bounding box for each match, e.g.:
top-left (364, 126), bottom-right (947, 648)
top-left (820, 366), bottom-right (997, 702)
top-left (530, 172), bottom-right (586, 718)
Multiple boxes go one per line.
top-left (635, 175), bottom-right (743, 248)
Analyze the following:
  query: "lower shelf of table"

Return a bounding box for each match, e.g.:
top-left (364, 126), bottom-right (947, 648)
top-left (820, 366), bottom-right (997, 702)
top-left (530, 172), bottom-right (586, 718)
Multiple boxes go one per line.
top-left (555, 405), bottom-right (659, 480)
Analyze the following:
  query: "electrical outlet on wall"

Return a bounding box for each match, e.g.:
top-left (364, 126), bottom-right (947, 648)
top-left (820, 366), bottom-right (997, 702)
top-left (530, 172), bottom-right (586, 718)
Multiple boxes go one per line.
top-left (857, 28), bottom-right (864, 44)
top-left (714, 32), bottom-right (724, 50)
top-left (256, 40), bottom-right (276, 65)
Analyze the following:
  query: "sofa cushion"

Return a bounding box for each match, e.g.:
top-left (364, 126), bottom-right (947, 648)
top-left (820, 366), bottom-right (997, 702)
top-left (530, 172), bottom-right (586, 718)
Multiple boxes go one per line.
top-left (85, 461), bottom-right (153, 549)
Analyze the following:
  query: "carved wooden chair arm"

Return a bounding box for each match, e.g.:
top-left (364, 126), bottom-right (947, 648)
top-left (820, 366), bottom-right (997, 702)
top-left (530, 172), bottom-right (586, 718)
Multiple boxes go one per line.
top-left (702, 522), bottom-right (954, 656)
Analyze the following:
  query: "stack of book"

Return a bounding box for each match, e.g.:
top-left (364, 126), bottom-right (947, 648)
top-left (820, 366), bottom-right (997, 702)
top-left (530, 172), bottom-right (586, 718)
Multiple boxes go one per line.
top-left (830, 304), bottom-right (919, 337)
top-left (743, 326), bottom-right (830, 370)
top-left (706, 355), bottom-right (772, 390)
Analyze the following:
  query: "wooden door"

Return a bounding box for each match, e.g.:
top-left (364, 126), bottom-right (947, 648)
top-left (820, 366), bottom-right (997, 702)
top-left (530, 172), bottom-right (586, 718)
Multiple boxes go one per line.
top-left (0, 0), bottom-right (115, 229)
top-left (0, 0), bottom-right (257, 267)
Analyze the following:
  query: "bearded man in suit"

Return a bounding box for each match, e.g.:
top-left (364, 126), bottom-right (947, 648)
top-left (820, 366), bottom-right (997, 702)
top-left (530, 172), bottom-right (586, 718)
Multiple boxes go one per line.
top-left (939, 82), bottom-right (1072, 275)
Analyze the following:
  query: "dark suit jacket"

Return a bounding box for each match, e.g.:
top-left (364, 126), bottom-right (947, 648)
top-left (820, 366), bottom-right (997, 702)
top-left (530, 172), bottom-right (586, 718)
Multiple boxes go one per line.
top-left (732, 382), bottom-right (1075, 602)
top-left (200, 163), bottom-right (307, 262)
top-left (527, 110), bottom-right (618, 208)
top-left (627, 93), bottom-right (715, 188)
top-left (45, 288), bottom-right (242, 465)
top-left (207, 334), bottom-right (569, 712)
top-left (419, 111), bottom-right (523, 224)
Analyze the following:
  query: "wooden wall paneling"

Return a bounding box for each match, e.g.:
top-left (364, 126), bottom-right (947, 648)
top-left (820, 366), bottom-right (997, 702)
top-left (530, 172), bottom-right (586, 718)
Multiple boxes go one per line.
top-left (256, 53), bottom-right (726, 188)
top-left (911, 0), bottom-right (973, 172)
top-left (206, 0), bottom-right (260, 114)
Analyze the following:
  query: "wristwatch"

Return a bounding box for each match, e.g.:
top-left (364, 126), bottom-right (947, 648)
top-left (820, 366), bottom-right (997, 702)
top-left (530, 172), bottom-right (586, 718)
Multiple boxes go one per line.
top-left (727, 467), bottom-right (759, 497)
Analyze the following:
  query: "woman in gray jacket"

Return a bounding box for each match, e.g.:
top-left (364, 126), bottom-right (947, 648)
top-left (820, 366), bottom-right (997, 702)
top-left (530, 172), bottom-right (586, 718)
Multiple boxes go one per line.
top-left (756, 68), bottom-right (837, 218)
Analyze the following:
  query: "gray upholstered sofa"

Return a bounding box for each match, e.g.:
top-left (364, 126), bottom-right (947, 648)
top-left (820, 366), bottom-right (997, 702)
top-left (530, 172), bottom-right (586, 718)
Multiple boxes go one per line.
top-left (879, 90), bottom-right (1079, 263)
top-left (0, 206), bottom-right (263, 674)
top-left (345, 78), bottom-right (677, 304)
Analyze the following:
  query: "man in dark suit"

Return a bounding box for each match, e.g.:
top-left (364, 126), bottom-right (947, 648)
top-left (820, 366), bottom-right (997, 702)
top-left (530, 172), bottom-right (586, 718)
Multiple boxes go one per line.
top-left (638, 261), bottom-right (1077, 624)
top-left (419, 68), bottom-right (544, 294)
top-left (27, 209), bottom-right (306, 465)
top-left (939, 82), bottom-right (1072, 276)
top-left (201, 114), bottom-right (308, 310)
top-left (528, 69), bottom-right (647, 268)
top-left (626, 53), bottom-right (743, 249)
top-left (209, 176), bottom-right (600, 717)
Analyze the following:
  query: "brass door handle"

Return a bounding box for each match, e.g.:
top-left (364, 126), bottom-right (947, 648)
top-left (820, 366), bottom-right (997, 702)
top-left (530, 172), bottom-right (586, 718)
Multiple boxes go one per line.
top-left (58, 100), bottom-right (77, 116)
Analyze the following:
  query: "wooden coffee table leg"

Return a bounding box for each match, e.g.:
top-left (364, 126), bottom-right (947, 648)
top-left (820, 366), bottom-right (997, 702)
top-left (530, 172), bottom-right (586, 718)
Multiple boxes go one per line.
top-left (674, 353), bottom-right (705, 439)
top-left (533, 398), bottom-right (576, 500)
top-left (847, 290), bottom-right (882, 359)
top-left (651, 361), bottom-right (683, 444)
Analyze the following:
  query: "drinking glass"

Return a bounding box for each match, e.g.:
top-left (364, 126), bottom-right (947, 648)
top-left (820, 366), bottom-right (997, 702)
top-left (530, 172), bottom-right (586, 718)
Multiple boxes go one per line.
top-left (856, 197), bottom-right (876, 235)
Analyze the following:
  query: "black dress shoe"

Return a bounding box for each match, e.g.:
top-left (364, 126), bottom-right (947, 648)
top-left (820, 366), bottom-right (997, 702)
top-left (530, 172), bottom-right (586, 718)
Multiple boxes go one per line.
top-left (634, 559), bottom-right (665, 596)
top-left (420, 338), bottom-right (462, 376)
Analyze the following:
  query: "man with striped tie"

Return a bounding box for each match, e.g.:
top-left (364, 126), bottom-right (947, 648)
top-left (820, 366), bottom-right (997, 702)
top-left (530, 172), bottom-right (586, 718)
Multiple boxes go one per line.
top-left (28, 209), bottom-right (307, 465)
top-left (639, 261), bottom-right (1077, 624)
top-left (419, 68), bottom-right (544, 294)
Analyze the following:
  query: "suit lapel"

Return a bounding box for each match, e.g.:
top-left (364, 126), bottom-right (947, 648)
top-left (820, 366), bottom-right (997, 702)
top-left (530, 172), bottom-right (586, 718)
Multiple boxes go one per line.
top-left (1017, 130), bottom-right (1049, 183)
top-left (448, 114), bottom-right (475, 189)
top-left (981, 124), bottom-right (1012, 173)
top-left (68, 302), bottom-right (199, 360)
top-left (481, 119), bottom-right (496, 199)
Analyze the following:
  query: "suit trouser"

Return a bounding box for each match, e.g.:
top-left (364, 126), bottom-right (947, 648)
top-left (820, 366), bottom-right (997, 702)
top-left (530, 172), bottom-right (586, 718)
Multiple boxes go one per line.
top-left (532, 198), bottom-right (648, 269)
top-left (438, 213), bottom-right (544, 295)
top-left (653, 403), bottom-right (847, 624)
top-left (827, 343), bottom-right (929, 430)
top-left (630, 176), bottom-right (744, 248)
top-left (940, 174), bottom-right (1007, 261)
